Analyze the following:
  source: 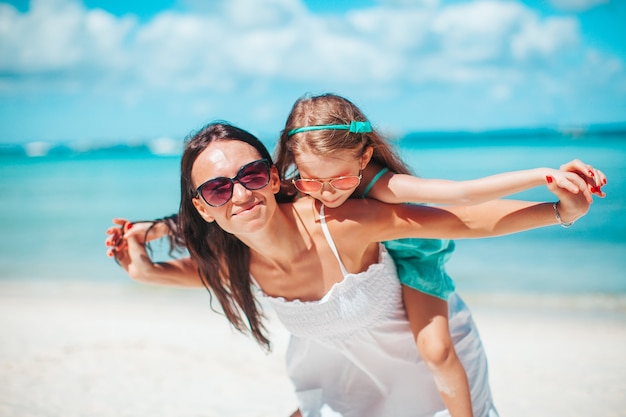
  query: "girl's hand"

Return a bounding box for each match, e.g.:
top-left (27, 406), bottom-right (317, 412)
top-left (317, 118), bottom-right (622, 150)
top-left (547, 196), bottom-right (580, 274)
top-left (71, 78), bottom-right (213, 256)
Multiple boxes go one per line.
top-left (105, 217), bottom-right (199, 287)
top-left (544, 160), bottom-right (607, 204)
top-left (105, 217), bottom-right (173, 258)
top-left (560, 159), bottom-right (607, 198)
top-left (105, 218), bottom-right (152, 257)
top-left (105, 218), bottom-right (157, 279)
top-left (105, 218), bottom-right (131, 258)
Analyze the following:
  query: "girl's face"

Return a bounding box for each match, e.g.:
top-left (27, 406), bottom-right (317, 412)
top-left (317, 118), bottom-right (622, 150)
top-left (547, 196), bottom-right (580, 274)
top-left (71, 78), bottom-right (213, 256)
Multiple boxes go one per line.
top-left (191, 140), bottom-right (281, 235)
top-left (294, 148), bottom-right (369, 208)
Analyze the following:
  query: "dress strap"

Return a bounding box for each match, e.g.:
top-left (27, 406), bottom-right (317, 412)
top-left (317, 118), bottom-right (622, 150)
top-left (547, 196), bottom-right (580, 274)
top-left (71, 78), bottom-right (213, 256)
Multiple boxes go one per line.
top-left (319, 205), bottom-right (349, 277)
top-left (360, 167), bottom-right (389, 198)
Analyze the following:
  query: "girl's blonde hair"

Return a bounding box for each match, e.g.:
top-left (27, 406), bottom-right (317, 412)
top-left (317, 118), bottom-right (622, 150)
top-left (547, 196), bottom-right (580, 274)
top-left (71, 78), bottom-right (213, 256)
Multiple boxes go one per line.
top-left (275, 93), bottom-right (412, 180)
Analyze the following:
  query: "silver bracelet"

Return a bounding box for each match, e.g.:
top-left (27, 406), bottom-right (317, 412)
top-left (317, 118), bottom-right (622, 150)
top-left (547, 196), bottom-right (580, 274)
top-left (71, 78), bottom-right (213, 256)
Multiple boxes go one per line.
top-left (552, 202), bottom-right (575, 228)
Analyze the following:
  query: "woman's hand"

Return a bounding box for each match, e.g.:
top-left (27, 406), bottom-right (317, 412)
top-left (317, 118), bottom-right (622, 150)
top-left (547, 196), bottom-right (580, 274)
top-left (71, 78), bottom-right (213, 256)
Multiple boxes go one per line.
top-left (547, 159), bottom-right (607, 203)
top-left (546, 173), bottom-right (598, 226)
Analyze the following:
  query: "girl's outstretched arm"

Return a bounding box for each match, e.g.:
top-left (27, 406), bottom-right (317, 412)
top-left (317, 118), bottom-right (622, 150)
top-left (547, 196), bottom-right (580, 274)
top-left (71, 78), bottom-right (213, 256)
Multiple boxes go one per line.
top-left (366, 159), bottom-right (605, 205)
top-left (345, 171), bottom-right (597, 243)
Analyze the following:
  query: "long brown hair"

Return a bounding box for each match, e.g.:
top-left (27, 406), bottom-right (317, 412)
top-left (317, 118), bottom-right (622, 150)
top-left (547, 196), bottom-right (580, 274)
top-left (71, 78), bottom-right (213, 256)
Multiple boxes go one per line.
top-left (275, 93), bottom-right (412, 182)
top-left (179, 122), bottom-right (292, 351)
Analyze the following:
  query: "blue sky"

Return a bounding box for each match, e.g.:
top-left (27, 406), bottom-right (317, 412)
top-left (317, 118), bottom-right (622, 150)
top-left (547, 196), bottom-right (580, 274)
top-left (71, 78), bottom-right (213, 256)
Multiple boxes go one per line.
top-left (0, 0), bottom-right (624, 144)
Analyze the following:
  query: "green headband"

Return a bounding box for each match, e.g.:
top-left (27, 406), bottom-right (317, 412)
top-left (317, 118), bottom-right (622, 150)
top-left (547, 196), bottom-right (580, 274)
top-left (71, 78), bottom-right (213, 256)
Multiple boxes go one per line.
top-left (287, 120), bottom-right (372, 136)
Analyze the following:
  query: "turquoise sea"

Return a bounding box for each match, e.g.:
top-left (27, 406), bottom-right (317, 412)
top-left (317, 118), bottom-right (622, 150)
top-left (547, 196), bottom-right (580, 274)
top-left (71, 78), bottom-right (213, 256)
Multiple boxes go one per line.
top-left (1, 132), bottom-right (624, 295)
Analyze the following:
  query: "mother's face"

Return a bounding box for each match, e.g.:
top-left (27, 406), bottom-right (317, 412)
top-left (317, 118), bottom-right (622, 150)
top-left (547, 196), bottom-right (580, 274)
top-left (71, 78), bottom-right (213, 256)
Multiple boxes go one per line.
top-left (190, 140), bottom-right (281, 235)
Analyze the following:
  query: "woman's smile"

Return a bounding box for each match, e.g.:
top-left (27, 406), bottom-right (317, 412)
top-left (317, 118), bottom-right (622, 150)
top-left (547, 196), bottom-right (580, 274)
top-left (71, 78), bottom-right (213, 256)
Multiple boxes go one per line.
top-left (232, 200), bottom-right (262, 216)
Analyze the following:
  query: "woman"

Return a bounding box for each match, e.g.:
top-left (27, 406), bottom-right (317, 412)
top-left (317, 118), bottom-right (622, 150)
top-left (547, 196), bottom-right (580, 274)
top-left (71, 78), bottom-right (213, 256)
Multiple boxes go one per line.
top-left (108, 122), bottom-right (597, 417)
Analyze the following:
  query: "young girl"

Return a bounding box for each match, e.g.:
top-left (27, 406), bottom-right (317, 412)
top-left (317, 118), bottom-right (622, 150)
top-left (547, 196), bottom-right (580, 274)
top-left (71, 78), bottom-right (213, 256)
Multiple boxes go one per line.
top-left (274, 93), bottom-right (605, 417)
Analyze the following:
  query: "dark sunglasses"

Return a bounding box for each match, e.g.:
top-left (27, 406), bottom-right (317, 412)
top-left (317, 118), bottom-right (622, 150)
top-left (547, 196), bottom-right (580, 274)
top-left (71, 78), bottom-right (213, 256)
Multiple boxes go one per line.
top-left (195, 159), bottom-right (271, 207)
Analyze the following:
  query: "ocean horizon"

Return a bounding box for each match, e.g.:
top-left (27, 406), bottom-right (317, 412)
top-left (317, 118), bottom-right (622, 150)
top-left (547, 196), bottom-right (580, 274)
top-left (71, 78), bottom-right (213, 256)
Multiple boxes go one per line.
top-left (1, 130), bottom-right (624, 297)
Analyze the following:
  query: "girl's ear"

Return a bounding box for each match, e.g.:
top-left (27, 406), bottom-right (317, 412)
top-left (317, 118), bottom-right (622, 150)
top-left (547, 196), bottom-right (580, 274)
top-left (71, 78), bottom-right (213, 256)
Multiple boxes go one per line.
top-left (191, 197), bottom-right (215, 223)
top-left (360, 146), bottom-right (374, 169)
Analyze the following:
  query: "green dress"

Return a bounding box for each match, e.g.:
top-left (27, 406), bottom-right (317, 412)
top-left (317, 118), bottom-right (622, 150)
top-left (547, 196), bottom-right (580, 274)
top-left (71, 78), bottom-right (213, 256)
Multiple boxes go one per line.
top-left (361, 168), bottom-right (456, 300)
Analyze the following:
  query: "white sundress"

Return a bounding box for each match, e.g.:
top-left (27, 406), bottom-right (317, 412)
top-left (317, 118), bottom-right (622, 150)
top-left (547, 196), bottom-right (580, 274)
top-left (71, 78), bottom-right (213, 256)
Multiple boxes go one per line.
top-left (255, 206), bottom-right (499, 417)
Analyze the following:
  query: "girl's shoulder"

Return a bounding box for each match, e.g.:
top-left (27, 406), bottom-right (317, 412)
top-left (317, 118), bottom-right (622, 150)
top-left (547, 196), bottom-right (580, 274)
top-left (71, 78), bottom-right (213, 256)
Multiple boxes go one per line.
top-left (328, 198), bottom-right (393, 226)
top-left (288, 196), bottom-right (385, 225)
top-left (355, 162), bottom-right (393, 198)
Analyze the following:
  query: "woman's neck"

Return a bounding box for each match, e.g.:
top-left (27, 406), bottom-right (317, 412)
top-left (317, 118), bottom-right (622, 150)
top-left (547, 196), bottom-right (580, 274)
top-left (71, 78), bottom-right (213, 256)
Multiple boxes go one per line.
top-left (239, 200), bottom-right (313, 273)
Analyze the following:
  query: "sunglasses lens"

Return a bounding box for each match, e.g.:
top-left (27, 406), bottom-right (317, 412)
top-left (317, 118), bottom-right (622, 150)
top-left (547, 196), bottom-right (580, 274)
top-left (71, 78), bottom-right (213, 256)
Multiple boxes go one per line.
top-left (330, 176), bottom-right (360, 190)
top-left (293, 179), bottom-right (322, 193)
top-left (200, 178), bottom-right (233, 207)
top-left (239, 161), bottom-right (270, 190)
top-left (197, 160), bottom-right (270, 207)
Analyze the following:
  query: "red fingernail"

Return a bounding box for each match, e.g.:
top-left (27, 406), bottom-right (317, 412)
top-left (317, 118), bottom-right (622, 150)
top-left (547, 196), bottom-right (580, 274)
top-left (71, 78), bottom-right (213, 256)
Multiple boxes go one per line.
top-left (545, 176), bottom-right (553, 184)
top-left (603, 178), bottom-right (607, 184)
top-left (588, 170), bottom-right (594, 176)
top-left (126, 223), bottom-right (133, 230)
top-left (591, 186), bottom-right (599, 193)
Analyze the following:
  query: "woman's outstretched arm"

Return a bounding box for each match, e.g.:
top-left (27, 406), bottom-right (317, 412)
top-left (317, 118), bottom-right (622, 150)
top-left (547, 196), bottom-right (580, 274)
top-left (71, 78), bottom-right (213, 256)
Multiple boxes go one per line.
top-left (105, 217), bottom-right (202, 287)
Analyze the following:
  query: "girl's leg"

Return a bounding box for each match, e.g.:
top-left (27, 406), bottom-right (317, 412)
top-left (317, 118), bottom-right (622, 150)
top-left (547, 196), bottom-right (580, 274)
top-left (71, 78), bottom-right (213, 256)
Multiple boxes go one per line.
top-left (402, 285), bottom-right (474, 417)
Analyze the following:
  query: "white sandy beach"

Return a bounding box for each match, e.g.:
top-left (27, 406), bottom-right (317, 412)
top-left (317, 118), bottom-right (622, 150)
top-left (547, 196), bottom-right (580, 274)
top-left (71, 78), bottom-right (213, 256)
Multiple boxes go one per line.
top-left (1, 280), bottom-right (625, 417)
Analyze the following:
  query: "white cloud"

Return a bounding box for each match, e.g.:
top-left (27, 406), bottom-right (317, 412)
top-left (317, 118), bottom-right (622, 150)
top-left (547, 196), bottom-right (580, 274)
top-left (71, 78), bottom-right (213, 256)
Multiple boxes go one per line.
top-left (511, 17), bottom-right (579, 61)
top-left (130, 13), bottom-right (230, 90)
top-left (377, 0), bottom-right (439, 7)
top-left (431, 1), bottom-right (532, 63)
top-left (548, 0), bottom-right (609, 12)
top-left (430, 1), bottom-right (580, 65)
top-left (0, 0), bottom-right (134, 73)
top-left (0, 0), bottom-right (620, 118)
top-left (582, 50), bottom-right (626, 90)
top-left (222, 0), bottom-right (303, 27)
